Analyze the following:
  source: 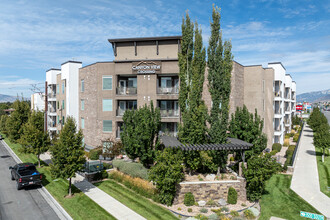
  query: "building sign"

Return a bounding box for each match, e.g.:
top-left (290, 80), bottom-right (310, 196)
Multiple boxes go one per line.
top-left (296, 104), bottom-right (303, 111)
top-left (300, 211), bottom-right (324, 220)
top-left (132, 61), bottom-right (161, 74)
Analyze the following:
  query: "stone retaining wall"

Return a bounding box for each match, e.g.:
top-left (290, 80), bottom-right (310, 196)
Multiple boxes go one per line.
top-left (173, 177), bottom-right (246, 204)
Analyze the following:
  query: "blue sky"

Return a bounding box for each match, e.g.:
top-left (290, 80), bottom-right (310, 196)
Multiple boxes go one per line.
top-left (0, 0), bottom-right (330, 97)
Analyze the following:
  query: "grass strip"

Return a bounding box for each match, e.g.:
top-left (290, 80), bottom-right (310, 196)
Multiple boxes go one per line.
top-left (259, 174), bottom-right (321, 220)
top-left (315, 147), bottom-right (330, 197)
top-left (95, 180), bottom-right (178, 220)
top-left (1, 133), bottom-right (115, 220)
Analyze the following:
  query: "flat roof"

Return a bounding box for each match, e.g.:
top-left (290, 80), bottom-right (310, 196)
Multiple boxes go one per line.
top-left (108, 36), bottom-right (182, 44)
top-left (268, 62), bottom-right (286, 70)
top-left (46, 68), bottom-right (61, 72)
top-left (61, 60), bottom-right (82, 66)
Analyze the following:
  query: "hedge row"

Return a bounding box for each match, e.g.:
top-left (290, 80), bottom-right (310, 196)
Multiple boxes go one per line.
top-left (284, 145), bottom-right (296, 169)
top-left (112, 160), bottom-right (149, 180)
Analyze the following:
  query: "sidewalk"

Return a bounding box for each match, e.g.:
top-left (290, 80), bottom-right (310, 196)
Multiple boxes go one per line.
top-left (290, 125), bottom-right (330, 218)
top-left (72, 174), bottom-right (146, 220)
top-left (40, 152), bottom-right (146, 220)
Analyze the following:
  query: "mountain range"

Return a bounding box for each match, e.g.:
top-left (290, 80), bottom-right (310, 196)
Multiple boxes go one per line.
top-left (0, 94), bottom-right (20, 103)
top-left (296, 89), bottom-right (330, 103)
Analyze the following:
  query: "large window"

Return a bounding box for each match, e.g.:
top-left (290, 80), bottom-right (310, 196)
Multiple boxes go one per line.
top-left (103, 76), bottom-right (112, 90)
top-left (103, 99), bottom-right (113, 111)
top-left (103, 120), bottom-right (112, 132)
top-left (62, 82), bottom-right (65, 94)
top-left (81, 79), bottom-right (85, 92)
top-left (81, 99), bottom-right (85, 110)
top-left (81, 118), bottom-right (85, 129)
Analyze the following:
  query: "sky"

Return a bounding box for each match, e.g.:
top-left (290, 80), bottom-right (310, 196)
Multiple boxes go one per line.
top-left (0, 0), bottom-right (330, 97)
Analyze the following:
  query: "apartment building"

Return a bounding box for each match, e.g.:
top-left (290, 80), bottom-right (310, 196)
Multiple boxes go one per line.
top-left (31, 93), bottom-right (45, 112)
top-left (45, 61), bottom-right (82, 137)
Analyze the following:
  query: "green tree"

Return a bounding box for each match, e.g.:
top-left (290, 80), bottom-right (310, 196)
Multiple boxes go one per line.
top-left (19, 111), bottom-right (50, 167)
top-left (121, 101), bottom-right (161, 167)
top-left (149, 148), bottom-right (184, 206)
top-left (243, 154), bottom-right (282, 201)
top-left (0, 102), bottom-right (11, 117)
top-left (50, 116), bottom-right (86, 197)
top-left (229, 105), bottom-right (267, 159)
top-left (314, 123), bottom-right (330, 162)
top-left (6, 99), bottom-right (30, 142)
top-left (308, 107), bottom-right (328, 132)
top-left (0, 114), bottom-right (9, 134)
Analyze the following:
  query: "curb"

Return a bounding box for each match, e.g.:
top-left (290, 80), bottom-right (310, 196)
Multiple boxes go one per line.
top-left (1, 139), bottom-right (73, 220)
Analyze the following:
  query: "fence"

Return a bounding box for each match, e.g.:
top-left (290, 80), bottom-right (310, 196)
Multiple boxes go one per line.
top-left (291, 122), bottom-right (305, 167)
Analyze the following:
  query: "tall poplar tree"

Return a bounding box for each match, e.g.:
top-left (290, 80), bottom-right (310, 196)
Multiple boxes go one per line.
top-left (207, 6), bottom-right (233, 173)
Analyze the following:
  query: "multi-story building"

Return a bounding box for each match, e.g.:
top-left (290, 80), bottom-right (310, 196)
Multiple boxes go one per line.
top-left (45, 61), bottom-right (82, 137)
top-left (31, 93), bottom-right (45, 112)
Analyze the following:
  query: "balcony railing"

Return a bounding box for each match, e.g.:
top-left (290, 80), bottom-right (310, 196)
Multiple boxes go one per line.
top-left (116, 87), bottom-right (137, 95)
top-left (275, 109), bottom-right (282, 114)
top-left (48, 107), bottom-right (56, 113)
top-left (48, 122), bottom-right (57, 128)
top-left (160, 109), bottom-right (179, 117)
top-left (48, 93), bottom-right (56, 99)
top-left (274, 91), bottom-right (282, 98)
top-left (157, 87), bottom-right (179, 94)
top-left (284, 120), bottom-right (290, 125)
top-left (275, 125), bottom-right (282, 132)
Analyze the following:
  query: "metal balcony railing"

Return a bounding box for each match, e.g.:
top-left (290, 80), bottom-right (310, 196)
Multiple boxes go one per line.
top-left (116, 87), bottom-right (137, 95)
top-left (157, 87), bottom-right (179, 94)
top-left (48, 93), bottom-right (56, 99)
top-left (275, 109), bottom-right (282, 114)
top-left (274, 125), bottom-right (282, 132)
top-left (160, 109), bottom-right (179, 117)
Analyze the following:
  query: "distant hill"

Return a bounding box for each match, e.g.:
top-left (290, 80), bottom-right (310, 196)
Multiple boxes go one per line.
top-left (297, 89), bottom-right (330, 103)
top-left (0, 94), bottom-right (19, 103)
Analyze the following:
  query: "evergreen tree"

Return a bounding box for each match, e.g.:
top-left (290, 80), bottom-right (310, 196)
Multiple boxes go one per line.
top-left (314, 123), bottom-right (330, 162)
top-left (6, 99), bottom-right (30, 142)
top-left (50, 117), bottom-right (85, 197)
top-left (0, 115), bottom-right (9, 134)
top-left (19, 111), bottom-right (50, 167)
top-left (229, 105), bottom-right (267, 159)
top-left (207, 5), bottom-right (233, 172)
top-left (121, 101), bottom-right (161, 167)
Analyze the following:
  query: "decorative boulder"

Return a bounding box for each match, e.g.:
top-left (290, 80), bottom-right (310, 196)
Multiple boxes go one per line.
top-left (248, 207), bottom-right (260, 217)
top-left (205, 174), bottom-right (216, 181)
top-left (218, 198), bottom-right (227, 206)
top-left (198, 200), bottom-right (206, 207)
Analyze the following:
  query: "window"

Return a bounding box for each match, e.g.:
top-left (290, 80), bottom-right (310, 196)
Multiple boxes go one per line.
top-left (62, 116), bottom-right (65, 125)
top-left (57, 115), bottom-right (59, 124)
top-left (81, 80), bottom-right (85, 92)
top-left (103, 120), bottom-right (112, 132)
top-left (62, 82), bottom-right (65, 94)
top-left (128, 78), bottom-right (137, 88)
top-left (81, 118), bottom-right (85, 129)
top-left (62, 100), bottom-right (65, 110)
top-left (160, 77), bottom-right (172, 88)
top-left (57, 101), bottom-right (59, 109)
top-left (102, 76), bottom-right (112, 90)
top-left (103, 99), bottom-right (113, 111)
top-left (56, 84), bottom-right (59, 94)
top-left (81, 99), bottom-right (85, 111)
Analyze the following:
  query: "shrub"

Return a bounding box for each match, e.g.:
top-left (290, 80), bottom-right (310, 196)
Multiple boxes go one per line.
top-left (293, 133), bottom-right (299, 142)
top-left (230, 210), bottom-right (239, 217)
top-left (200, 208), bottom-right (208, 213)
top-left (241, 203), bottom-right (246, 207)
top-left (283, 138), bottom-right (290, 147)
top-left (184, 192), bottom-right (195, 206)
top-left (211, 208), bottom-right (221, 215)
top-left (206, 199), bottom-right (217, 206)
top-left (93, 170), bottom-right (108, 181)
top-left (284, 145), bottom-right (296, 168)
top-left (195, 214), bottom-right (208, 220)
top-left (208, 213), bottom-right (219, 220)
top-left (230, 156), bottom-right (235, 161)
top-left (269, 150), bottom-right (278, 156)
top-left (244, 209), bottom-right (255, 219)
top-left (220, 206), bottom-right (229, 212)
top-left (227, 187), bottom-right (237, 204)
top-left (103, 162), bottom-right (112, 170)
top-left (272, 143), bottom-right (282, 152)
top-left (112, 160), bottom-right (148, 180)
top-left (290, 131), bottom-right (295, 137)
top-left (89, 147), bottom-right (102, 160)
top-left (109, 170), bottom-right (159, 202)
top-left (188, 208), bottom-right (192, 213)
top-left (177, 207), bottom-right (182, 211)
top-left (285, 134), bottom-right (290, 139)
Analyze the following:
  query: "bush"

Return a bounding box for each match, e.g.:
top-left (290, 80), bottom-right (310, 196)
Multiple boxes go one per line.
top-left (220, 206), bottom-right (229, 212)
top-left (272, 143), bottom-right (282, 152)
top-left (244, 209), bottom-right (255, 219)
top-left (112, 160), bottom-right (148, 180)
top-left (293, 134), bottom-right (299, 142)
top-left (195, 214), bottom-right (208, 220)
top-left (199, 208), bottom-right (208, 213)
top-left (230, 210), bottom-right (239, 217)
top-left (283, 138), bottom-right (290, 147)
top-left (103, 162), bottom-right (112, 170)
top-left (269, 150), bottom-right (278, 156)
top-left (290, 131), bottom-right (295, 137)
top-left (208, 214), bottom-right (219, 220)
top-left (188, 208), bottom-right (192, 213)
top-left (285, 134), bottom-right (290, 139)
top-left (184, 192), bottom-right (195, 206)
top-left (93, 170), bottom-right (108, 181)
top-left (89, 147), bottom-right (102, 160)
top-left (109, 170), bottom-right (159, 202)
top-left (206, 199), bottom-right (217, 206)
top-left (284, 145), bottom-right (296, 168)
top-left (227, 187), bottom-right (237, 204)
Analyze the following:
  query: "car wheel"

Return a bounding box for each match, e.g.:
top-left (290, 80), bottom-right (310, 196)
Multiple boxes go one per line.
top-left (16, 181), bottom-right (21, 190)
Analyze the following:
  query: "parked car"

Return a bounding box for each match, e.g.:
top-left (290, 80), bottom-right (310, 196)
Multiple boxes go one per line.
top-left (9, 163), bottom-right (42, 190)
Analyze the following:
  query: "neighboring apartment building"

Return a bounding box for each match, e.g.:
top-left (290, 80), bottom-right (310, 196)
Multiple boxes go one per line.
top-left (45, 61), bottom-right (82, 137)
top-left (31, 93), bottom-right (45, 111)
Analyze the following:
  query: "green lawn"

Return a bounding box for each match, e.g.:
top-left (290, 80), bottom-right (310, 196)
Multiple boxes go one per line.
top-left (259, 174), bottom-right (321, 220)
top-left (95, 180), bottom-right (178, 220)
top-left (315, 147), bottom-right (330, 197)
top-left (1, 133), bottom-right (115, 220)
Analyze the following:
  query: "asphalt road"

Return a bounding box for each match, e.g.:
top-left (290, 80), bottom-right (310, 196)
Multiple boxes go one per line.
top-left (323, 110), bottom-right (330, 125)
top-left (0, 140), bottom-right (59, 220)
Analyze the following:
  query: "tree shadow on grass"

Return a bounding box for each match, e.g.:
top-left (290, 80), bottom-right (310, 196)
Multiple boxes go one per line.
top-left (305, 150), bottom-right (322, 156)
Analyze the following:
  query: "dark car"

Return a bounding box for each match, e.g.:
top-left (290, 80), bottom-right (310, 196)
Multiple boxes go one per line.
top-left (9, 163), bottom-right (42, 190)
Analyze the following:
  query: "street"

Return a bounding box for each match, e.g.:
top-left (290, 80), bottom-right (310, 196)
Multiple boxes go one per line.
top-left (0, 140), bottom-right (59, 220)
top-left (323, 110), bottom-right (330, 125)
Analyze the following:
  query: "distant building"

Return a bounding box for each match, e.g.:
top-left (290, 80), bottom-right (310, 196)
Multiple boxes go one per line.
top-left (31, 93), bottom-right (45, 111)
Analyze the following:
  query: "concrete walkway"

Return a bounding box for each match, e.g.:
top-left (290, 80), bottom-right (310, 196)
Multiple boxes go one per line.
top-left (291, 124), bottom-right (330, 218)
top-left (72, 174), bottom-right (146, 220)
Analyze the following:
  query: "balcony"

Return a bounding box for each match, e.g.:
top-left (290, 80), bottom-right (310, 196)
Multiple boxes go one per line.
top-left (284, 120), bottom-right (290, 126)
top-left (274, 125), bottom-right (282, 135)
top-left (157, 87), bottom-right (179, 94)
top-left (160, 109), bottom-right (179, 117)
top-left (116, 100), bottom-right (137, 116)
top-left (158, 100), bottom-right (179, 118)
top-left (47, 121), bottom-right (57, 131)
top-left (116, 87), bottom-right (137, 95)
top-left (48, 93), bottom-right (56, 101)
